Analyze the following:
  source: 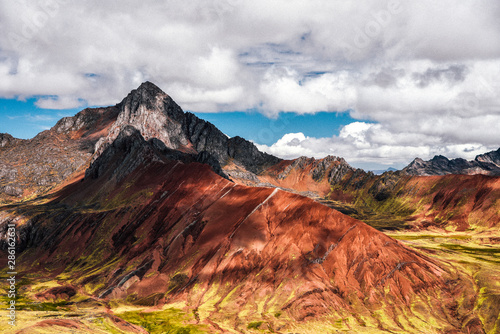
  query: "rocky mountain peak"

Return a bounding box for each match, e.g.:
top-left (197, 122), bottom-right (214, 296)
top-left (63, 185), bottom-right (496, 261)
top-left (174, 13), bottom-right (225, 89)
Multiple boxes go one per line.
top-left (117, 81), bottom-right (184, 122)
top-left (114, 81), bottom-right (188, 143)
top-left (475, 148), bottom-right (500, 166)
top-left (93, 82), bottom-right (194, 161)
top-left (134, 80), bottom-right (165, 96)
top-left (84, 82), bottom-right (281, 177)
top-left (403, 150), bottom-right (500, 176)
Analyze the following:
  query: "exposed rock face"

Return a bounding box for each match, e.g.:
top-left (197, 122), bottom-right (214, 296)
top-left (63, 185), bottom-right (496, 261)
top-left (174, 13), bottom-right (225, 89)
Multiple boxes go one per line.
top-left (313, 156), bottom-right (354, 183)
top-left (243, 155), bottom-right (356, 197)
top-left (85, 125), bottom-right (163, 182)
top-left (273, 156), bottom-right (354, 183)
top-left (86, 125), bottom-right (228, 182)
top-left (183, 112), bottom-right (281, 174)
top-left (94, 82), bottom-right (194, 161)
top-left (403, 151), bottom-right (500, 176)
top-left (92, 82), bottom-right (280, 174)
top-left (0, 106), bottom-right (119, 202)
top-left (0, 133), bottom-right (24, 148)
top-left (476, 148), bottom-right (500, 166)
top-left (183, 111), bottom-right (230, 162)
top-left (53, 108), bottom-right (112, 135)
top-left (227, 136), bottom-right (281, 173)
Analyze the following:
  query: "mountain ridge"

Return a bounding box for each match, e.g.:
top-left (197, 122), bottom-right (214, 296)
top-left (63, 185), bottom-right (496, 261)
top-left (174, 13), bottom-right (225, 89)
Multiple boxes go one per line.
top-left (403, 149), bottom-right (500, 176)
top-left (1, 81), bottom-right (499, 202)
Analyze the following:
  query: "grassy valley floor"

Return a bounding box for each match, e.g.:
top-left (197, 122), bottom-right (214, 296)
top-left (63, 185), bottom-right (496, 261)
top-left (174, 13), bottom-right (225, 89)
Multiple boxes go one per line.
top-left (1, 228), bottom-right (498, 333)
top-left (388, 230), bottom-right (500, 334)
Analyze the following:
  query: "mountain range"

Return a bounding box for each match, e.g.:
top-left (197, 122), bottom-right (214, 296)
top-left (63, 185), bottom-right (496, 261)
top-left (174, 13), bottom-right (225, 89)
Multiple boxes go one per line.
top-left (404, 151), bottom-right (500, 176)
top-left (0, 82), bottom-right (498, 333)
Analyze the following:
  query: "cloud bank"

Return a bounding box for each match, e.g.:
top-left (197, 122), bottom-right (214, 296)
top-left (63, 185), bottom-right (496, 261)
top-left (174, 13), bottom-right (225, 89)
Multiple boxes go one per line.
top-left (1, 0), bottom-right (499, 165)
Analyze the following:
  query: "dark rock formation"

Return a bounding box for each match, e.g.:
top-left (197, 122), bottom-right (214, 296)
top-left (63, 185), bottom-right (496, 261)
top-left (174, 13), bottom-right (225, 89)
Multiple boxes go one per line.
top-left (403, 150), bottom-right (500, 176)
top-left (227, 136), bottom-right (281, 174)
top-left (475, 148), bottom-right (500, 166)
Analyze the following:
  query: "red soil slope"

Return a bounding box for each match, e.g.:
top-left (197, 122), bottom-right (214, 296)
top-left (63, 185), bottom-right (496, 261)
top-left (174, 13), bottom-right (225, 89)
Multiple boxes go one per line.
top-left (5, 141), bottom-right (483, 332)
top-left (329, 172), bottom-right (500, 231)
top-left (403, 174), bottom-right (500, 230)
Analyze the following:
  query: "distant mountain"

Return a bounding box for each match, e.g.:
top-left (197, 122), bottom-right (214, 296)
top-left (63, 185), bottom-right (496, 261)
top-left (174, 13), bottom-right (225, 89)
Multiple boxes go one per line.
top-left (370, 167), bottom-right (398, 175)
top-left (403, 149), bottom-right (500, 176)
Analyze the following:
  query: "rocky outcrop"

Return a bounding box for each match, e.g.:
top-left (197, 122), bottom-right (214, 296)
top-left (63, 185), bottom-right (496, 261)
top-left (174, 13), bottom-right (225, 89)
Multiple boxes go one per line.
top-left (403, 150), bottom-right (500, 176)
top-left (313, 156), bottom-right (354, 184)
top-left (0, 133), bottom-right (24, 148)
top-left (85, 125), bottom-right (163, 182)
top-left (274, 156), bottom-right (354, 183)
top-left (94, 82), bottom-right (192, 158)
top-left (476, 148), bottom-right (500, 166)
top-left (251, 155), bottom-right (356, 197)
top-left (227, 136), bottom-right (281, 174)
top-left (183, 111), bottom-right (230, 163)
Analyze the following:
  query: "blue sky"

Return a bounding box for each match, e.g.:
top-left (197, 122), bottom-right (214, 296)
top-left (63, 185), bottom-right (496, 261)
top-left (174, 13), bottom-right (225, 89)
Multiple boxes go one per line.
top-left (193, 110), bottom-right (363, 146)
top-left (0, 98), bottom-right (80, 138)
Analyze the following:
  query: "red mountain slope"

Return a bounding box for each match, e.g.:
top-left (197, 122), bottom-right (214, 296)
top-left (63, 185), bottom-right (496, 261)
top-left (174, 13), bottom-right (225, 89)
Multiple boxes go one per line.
top-left (1, 128), bottom-right (483, 333)
top-left (327, 171), bottom-right (500, 231)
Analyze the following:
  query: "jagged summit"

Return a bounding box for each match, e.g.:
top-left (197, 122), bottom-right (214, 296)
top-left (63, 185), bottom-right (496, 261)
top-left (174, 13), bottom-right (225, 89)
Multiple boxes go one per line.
top-left (117, 81), bottom-right (184, 123)
top-left (116, 81), bottom-right (168, 108)
top-left (403, 150), bottom-right (500, 176)
top-left (97, 82), bottom-right (191, 154)
top-left (93, 82), bottom-right (280, 173)
top-left (132, 80), bottom-right (165, 96)
top-left (476, 147), bottom-right (500, 165)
